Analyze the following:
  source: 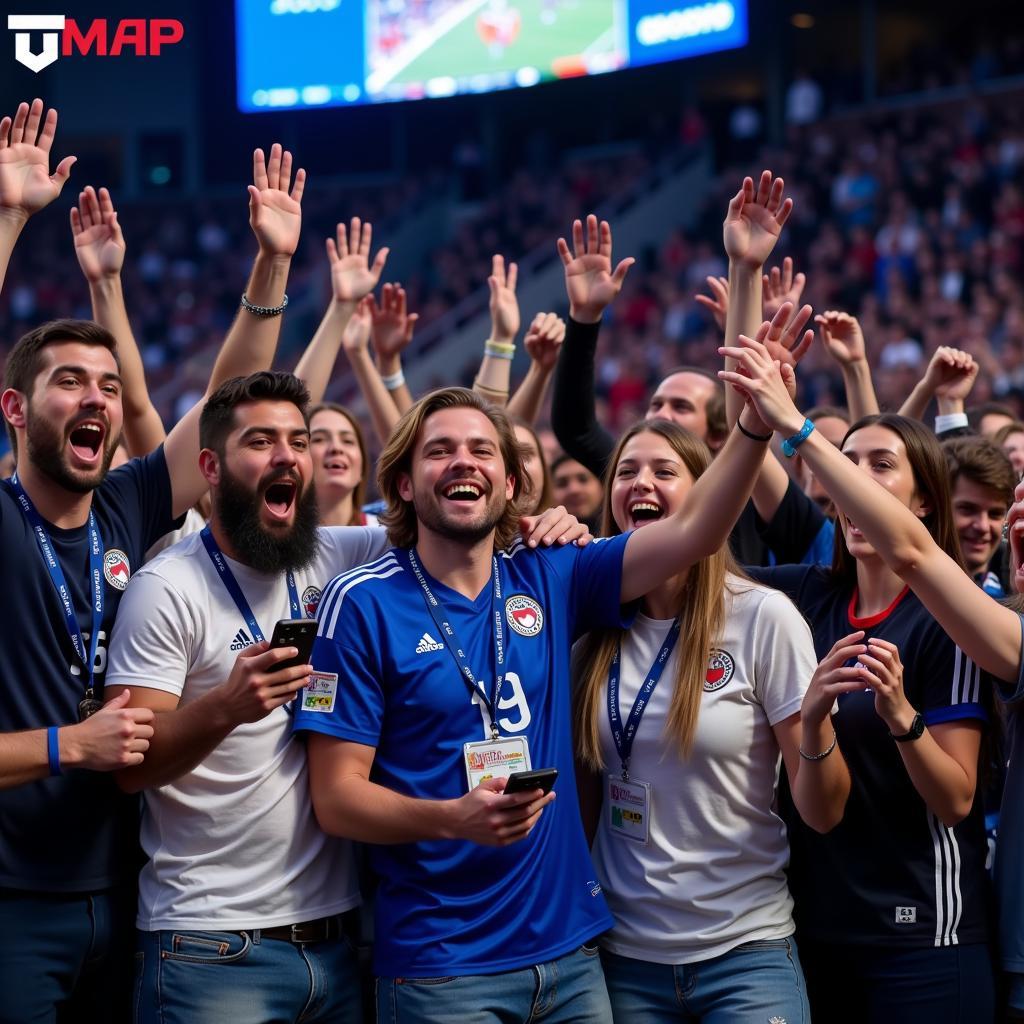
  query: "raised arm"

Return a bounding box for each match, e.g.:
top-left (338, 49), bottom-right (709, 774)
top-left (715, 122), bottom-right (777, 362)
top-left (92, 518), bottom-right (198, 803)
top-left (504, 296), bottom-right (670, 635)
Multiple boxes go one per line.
top-left (619, 345), bottom-right (787, 602)
top-left (340, 296), bottom-right (401, 445)
top-left (507, 312), bottom-right (565, 424)
top-left (0, 99), bottom-right (76, 294)
top-left (816, 310), bottom-right (879, 420)
top-left (294, 217), bottom-right (389, 404)
top-left (898, 346), bottom-right (978, 427)
top-left (550, 215), bottom-right (634, 477)
top-left (162, 143), bottom-right (305, 516)
top-left (369, 281), bottom-right (417, 413)
top-left (722, 332), bottom-right (1022, 681)
top-left (473, 254), bottom-right (520, 408)
top-left (72, 186), bottom-right (166, 456)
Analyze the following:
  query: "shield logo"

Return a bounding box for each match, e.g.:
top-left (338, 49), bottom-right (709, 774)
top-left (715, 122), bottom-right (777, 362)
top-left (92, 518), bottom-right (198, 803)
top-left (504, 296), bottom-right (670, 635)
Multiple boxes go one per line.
top-left (505, 594), bottom-right (543, 637)
top-left (103, 549), bottom-right (131, 591)
top-left (704, 649), bottom-right (735, 692)
top-left (302, 585), bottom-right (322, 617)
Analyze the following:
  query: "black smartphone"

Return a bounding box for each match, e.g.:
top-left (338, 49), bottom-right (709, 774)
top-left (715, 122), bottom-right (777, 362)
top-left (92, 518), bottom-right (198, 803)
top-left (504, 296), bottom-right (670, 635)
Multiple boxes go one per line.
top-left (504, 768), bottom-right (558, 796)
top-left (269, 618), bottom-right (317, 672)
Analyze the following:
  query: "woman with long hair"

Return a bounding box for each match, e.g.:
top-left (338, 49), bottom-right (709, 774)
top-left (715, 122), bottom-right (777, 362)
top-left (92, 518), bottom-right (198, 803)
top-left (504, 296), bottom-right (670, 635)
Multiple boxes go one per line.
top-left (574, 417), bottom-right (852, 1023)
top-left (511, 418), bottom-right (554, 516)
top-left (721, 335), bottom-right (996, 1023)
top-left (308, 402), bottom-right (378, 527)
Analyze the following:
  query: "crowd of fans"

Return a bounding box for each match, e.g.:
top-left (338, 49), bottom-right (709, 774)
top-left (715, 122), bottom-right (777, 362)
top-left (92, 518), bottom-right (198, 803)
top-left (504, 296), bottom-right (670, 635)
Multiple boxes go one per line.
top-left (5, 30), bottom-right (1024, 1022)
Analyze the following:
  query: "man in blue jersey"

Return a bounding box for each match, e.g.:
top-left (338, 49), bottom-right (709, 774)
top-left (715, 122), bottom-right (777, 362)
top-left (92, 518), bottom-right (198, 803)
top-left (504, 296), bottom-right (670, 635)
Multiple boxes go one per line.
top-left (296, 377), bottom-right (783, 1022)
top-left (0, 99), bottom-right (307, 1023)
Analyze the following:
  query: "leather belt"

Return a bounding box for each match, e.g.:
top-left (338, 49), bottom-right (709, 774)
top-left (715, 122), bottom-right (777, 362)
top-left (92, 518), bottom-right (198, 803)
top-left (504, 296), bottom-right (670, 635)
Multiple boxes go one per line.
top-left (261, 914), bottom-right (344, 944)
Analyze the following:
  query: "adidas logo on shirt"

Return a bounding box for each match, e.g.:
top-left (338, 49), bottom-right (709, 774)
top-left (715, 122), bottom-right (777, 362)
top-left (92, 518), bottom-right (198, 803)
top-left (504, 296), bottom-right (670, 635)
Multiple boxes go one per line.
top-left (415, 632), bottom-right (445, 654)
top-left (230, 628), bottom-right (254, 651)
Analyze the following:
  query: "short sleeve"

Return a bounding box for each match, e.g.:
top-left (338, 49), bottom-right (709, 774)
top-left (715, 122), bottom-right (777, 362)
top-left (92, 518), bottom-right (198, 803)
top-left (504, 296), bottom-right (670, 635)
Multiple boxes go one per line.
top-left (912, 619), bottom-right (989, 726)
top-left (751, 589), bottom-right (818, 725)
top-left (105, 568), bottom-right (194, 698)
top-left (292, 586), bottom-right (385, 746)
top-left (319, 525), bottom-right (391, 569)
top-left (541, 533), bottom-right (632, 636)
top-left (103, 446), bottom-right (180, 551)
top-left (755, 478), bottom-right (829, 566)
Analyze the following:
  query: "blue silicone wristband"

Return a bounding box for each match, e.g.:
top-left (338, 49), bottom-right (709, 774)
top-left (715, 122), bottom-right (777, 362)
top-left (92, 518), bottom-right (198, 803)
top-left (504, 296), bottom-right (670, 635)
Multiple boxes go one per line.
top-left (47, 726), bottom-right (62, 777)
top-left (781, 418), bottom-right (815, 457)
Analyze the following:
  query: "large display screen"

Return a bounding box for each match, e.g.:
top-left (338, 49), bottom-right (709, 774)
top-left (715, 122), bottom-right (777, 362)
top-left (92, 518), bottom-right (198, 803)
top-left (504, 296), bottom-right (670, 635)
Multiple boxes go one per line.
top-left (236, 0), bottom-right (747, 111)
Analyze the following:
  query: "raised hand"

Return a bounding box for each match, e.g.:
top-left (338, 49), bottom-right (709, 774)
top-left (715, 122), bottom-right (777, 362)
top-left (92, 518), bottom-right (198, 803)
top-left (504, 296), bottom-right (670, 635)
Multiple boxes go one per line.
top-left (341, 295), bottom-right (374, 356)
top-left (816, 310), bottom-right (867, 367)
top-left (488, 254), bottom-right (520, 344)
top-left (522, 312), bottom-right (565, 372)
top-left (763, 257), bottom-right (806, 320)
top-left (326, 217), bottom-right (389, 303)
top-left (718, 333), bottom-right (803, 433)
top-left (248, 143), bottom-right (305, 257)
top-left (723, 170), bottom-right (793, 270)
top-left (695, 274), bottom-right (729, 332)
top-left (370, 282), bottom-right (417, 361)
top-left (70, 186), bottom-right (124, 282)
top-left (758, 301), bottom-right (814, 370)
top-left (0, 99), bottom-right (75, 221)
top-left (557, 214), bottom-right (634, 324)
top-left (925, 346), bottom-right (979, 403)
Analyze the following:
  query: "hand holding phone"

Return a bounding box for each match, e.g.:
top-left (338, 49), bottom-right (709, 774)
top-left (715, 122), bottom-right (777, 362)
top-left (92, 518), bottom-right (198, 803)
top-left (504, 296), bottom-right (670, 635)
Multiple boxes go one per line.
top-left (503, 767), bottom-right (558, 795)
top-left (269, 618), bottom-right (317, 672)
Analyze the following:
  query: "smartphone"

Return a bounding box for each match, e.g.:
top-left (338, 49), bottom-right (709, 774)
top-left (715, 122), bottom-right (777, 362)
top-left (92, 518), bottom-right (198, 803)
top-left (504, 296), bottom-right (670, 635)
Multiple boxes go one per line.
top-left (504, 768), bottom-right (558, 796)
top-left (269, 618), bottom-right (317, 672)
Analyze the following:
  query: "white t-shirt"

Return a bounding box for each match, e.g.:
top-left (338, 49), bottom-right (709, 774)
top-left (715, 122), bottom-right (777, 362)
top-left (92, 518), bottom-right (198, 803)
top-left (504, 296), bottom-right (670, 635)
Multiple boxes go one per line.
top-left (144, 505), bottom-right (205, 562)
top-left (592, 575), bottom-right (817, 964)
top-left (106, 525), bottom-right (389, 931)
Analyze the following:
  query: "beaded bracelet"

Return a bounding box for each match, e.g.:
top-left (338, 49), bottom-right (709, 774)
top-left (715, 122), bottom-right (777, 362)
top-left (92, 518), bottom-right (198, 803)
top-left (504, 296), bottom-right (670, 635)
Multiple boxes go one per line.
top-left (241, 292), bottom-right (289, 317)
top-left (799, 728), bottom-right (837, 761)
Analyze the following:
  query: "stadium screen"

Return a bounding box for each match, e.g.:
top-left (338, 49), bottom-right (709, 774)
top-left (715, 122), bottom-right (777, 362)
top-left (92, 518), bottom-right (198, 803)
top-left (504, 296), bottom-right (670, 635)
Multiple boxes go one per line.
top-left (236, 0), bottom-right (748, 112)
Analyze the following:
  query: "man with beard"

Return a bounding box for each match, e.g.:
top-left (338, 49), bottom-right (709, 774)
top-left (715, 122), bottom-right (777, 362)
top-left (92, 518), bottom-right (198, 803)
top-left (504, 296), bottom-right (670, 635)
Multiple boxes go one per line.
top-left (294, 381), bottom-right (781, 1022)
top-left (102, 372), bottom-right (586, 1023)
top-left (0, 100), bottom-right (307, 1023)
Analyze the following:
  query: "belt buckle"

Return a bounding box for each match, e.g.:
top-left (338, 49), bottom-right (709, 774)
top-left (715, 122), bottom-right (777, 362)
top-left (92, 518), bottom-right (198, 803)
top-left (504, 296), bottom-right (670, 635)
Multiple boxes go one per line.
top-left (289, 918), bottom-right (330, 944)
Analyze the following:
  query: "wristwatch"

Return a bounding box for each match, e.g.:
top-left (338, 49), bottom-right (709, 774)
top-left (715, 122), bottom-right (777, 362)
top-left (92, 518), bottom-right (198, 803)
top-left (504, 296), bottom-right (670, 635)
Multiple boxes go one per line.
top-left (890, 713), bottom-right (925, 743)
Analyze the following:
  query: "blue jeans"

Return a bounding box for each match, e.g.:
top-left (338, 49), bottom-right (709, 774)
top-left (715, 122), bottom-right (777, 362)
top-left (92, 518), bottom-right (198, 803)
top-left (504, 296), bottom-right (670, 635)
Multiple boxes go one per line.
top-left (375, 943), bottom-right (612, 1023)
top-left (799, 939), bottom-right (994, 1023)
top-left (601, 938), bottom-right (810, 1024)
top-left (0, 885), bottom-right (135, 1024)
top-left (135, 925), bottom-right (362, 1024)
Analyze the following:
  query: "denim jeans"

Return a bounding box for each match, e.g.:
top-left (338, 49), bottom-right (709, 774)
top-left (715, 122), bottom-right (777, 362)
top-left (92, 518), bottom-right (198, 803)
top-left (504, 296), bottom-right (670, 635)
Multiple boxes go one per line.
top-left (135, 925), bottom-right (362, 1024)
top-left (799, 939), bottom-right (994, 1024)
top-left (0, 885), bottom-right (135, 1024)
top-left (600, 937), bottom-right (810, 1024)
top-left (375, 943), bottom-right (612, 1023)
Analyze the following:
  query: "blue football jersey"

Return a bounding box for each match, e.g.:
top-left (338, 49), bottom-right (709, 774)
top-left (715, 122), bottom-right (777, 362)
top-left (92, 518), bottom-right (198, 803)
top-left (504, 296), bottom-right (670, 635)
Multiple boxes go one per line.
top-left (294, 534), bottom-right (632, 977)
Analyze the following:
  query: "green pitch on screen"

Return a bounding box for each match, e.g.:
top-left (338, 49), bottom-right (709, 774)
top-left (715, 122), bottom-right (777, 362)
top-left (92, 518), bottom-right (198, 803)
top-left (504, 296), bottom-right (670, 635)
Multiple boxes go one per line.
top-left (392, 0), bottom-right (616, 86)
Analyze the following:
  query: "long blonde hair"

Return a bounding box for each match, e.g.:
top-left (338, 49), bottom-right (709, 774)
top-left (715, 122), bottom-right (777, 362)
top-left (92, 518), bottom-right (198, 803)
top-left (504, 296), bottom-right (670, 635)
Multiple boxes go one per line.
top-left (573, 420), bottom-right (743, 768)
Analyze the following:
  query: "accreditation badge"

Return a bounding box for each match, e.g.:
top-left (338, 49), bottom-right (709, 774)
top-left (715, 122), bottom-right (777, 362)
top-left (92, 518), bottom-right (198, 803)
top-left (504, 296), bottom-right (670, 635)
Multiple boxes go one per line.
top-left (606, 774), bottom-right (651, 844)
top-left (463, 736), bottom-right (532, 791)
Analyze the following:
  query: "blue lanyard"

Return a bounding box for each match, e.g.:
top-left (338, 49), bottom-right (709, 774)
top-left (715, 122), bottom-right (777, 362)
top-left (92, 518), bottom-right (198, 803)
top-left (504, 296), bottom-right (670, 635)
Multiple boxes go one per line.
top-left (403, 547), bottom-right (506, 740)
top-left (10, 473), bottom-right (104, 694)
top-left (607, 618), bottom-right (681, 779)
top-left (200, 526), bottom-right (301, 642)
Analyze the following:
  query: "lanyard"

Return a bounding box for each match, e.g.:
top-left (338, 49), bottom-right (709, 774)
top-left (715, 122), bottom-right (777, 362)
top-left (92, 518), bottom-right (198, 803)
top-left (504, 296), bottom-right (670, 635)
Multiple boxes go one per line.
top-left (10, 473), bottom-right (104, 695)
top-left (200, 526), bottom-right (301, 642)
top-left (403, 547), bottom-right (506, 740)
top-left (608, 618), bottom-right (681, 780)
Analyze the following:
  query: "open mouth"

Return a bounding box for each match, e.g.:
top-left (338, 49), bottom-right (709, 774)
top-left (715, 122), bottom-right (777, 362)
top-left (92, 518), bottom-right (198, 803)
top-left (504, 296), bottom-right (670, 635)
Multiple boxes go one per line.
top-left (443, 481), bottom-right (483, 503)
top-left (68, 422), bottom-right (105, 463)
top-left (263, 479), bottom-right (297, 519)
top-left (323, 458), bottom-right (350, 474)
top-left (630, 501), bottom-right (664, 528)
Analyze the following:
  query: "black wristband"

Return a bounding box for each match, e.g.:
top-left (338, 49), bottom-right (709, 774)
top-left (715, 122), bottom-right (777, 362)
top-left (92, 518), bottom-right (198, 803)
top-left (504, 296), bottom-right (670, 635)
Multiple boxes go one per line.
top-left (737, 418), bottom-right (772, 443)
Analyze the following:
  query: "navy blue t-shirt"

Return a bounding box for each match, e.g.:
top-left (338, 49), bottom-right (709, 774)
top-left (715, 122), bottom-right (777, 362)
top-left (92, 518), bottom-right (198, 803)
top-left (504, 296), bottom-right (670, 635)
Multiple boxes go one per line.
top-left (295, 535), bottom-right (632, 977)
top-left (749, 564), bottom-right (992, 948)
top-left (0, 449), bottom-right (177, 892)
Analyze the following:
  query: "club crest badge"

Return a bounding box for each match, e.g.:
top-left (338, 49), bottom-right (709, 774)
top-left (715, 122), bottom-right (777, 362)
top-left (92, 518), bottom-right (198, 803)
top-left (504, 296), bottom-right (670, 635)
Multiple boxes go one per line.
top-left (704, 649), bottom-right (735, 692)
top-left (103, 549), bottom-right (131, 591)
top-left (505, 594), bottom-right (543, 637)
top-left (302, 585), bottom-right (322, 617)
